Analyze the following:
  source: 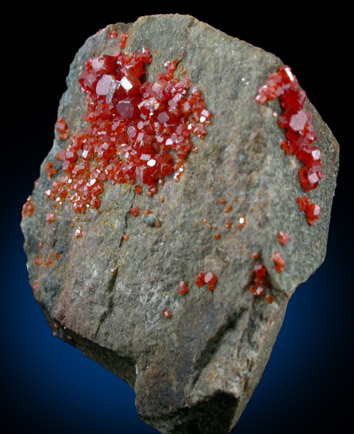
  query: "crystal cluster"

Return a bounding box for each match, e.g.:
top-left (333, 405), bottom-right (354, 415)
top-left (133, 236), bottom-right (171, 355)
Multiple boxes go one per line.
top-left (256, 65), bottom-right (323, 225)
top-left (248, 263), bottom-right (274, 304)
top-left (45, 43), bottom-right (211, 214)
top-left (297, 196), bottom-right (321, 226)
top-left (196, 272), bottom-right (218, 291)
top-left (21, 196), bottom-right (35, 220)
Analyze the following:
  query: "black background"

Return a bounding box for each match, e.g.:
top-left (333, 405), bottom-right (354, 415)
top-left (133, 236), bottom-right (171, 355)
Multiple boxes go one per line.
top-left (1, 3), bottom-right (352, 434)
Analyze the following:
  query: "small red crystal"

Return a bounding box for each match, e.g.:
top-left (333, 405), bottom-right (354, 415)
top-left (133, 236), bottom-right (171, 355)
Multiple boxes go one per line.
top-left (298, 166), bottom-right (323, 192)
top-left (108, 30), bottom-right (118, 39)
top-left (272, 252), bottom-right (285, 274)
top-left (56, 118), bottom-right (69, 140)
top-left (196, 272), bottom-right (205, 288)
top-left (119, 33), bottom-right (129, 50)
top-left (129, 207), bottom-right (140, 217)
top-left (45, 213), bottom-right (56, 223)
top-left (75, 227), bottom-right (83, 238)
top-left (249, 262), bottom-right (274, 302)
top-left (249, 285), bottom-right (265, 297)
top-left (204, 272), bottom-right (217, 291)
top-left (297, 196), bottom-right (321, 225)
top-left (21, 196), bottom-right (35, 220)
top-left (265, 295), bottom-right (275, 304)
top-left (34, 256), bottom-right (43, 266)
top-left (237, 217), bottom-right (246, 230)
top-left (134, 185), bottom-right (143, 195)
top-left (177, 281), bottom-right (189, 296)
top-left (277, 231), bottom-right (290, 245)
top-left (163, 309), bottom-right (172, 319)
top-left (45, 162), bottom-right (57, 179)
top-left (253, 263), bottom-right (267, 279)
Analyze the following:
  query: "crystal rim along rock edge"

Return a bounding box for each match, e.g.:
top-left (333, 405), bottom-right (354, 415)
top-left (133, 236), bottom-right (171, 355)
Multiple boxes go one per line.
top-left (20, 14), bottom-right (339, 434)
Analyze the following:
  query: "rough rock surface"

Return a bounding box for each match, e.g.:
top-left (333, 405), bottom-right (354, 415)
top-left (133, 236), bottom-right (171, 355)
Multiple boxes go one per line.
top-left (21, 14), bottom-right (339, 434)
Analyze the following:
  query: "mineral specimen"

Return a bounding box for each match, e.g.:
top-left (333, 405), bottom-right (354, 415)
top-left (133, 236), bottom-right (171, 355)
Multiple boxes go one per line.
top-left (21, 14), bottom-right (339, 434)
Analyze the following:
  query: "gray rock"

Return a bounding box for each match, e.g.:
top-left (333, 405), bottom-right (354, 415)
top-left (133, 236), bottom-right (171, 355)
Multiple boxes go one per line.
top-left (20, 14), bottom-right (339, 434)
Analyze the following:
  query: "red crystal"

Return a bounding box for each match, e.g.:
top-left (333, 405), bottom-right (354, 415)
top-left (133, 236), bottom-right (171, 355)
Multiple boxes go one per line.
top-left (56, 118), bottom-right (70, 140)
top-left (298, 196), bottom-right (321, 225)
top-left (237, 216), bottom-right (246, 230)
top-left (34, 256), bottom-right (43, 266)
top-left (298, 166), bottom-right (324, 192)
top-left (163, 309), bottom-right (172, 319)
top-left (134, 185), bottom-right (143, 195)
top-left (297, 196), bottom-right (311, 212)
top-left (288, 110), bottom-right (308, 131)
top-left (129, 206), bottom-right (140, 217)
top-left (277, 230), bottom-right (290, 245)
top-left (21, 196), bottom-right (35, 220)
top-left (253, 263), bottom-right (267, 286)
top-left (74, 227), bottom-right (83, 238)
top-left (177, 281), bottom-right (189, 296)
top-left (108, 30), bottom-right (118, 39)
top-left (119, 33), bottom-right (129, 50)
top-left (249, 262), bottom-right (273, 301)
top-left (307, 203), bottom-right (321, 226)
top-left (272, 252), bottom-right (285, 274)
top-left (256, 65), bottom-right (324, 224)
top-left (297, 146), bottom-right (321, 167)
top-left (45, 46), bottom-right (212, 214)
top-left (265, 295), bottom-right (275, 304)
top-left (196, 272), bottom-right (205, 288)
top-left (45, 161), bottom-right (57, 179)
top-left (248, 285), bottom-right (265, 297)
top-left (204, 272), bottom-right (217, 291)
top-left (45, 213), bottom-right (56, 224)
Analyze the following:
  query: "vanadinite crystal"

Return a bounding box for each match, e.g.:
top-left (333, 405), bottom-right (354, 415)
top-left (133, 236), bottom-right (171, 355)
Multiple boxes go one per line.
top-left (21, 196), bottom-right (35, 220)
top-left (20, 15), bottom-right (340, 434)
top-left (297, 196), bottom-right (321, 225)
top-left (271, 252), bottom-right (285, 274)
top-left (248, 263), bottom-right (273, 302)
top-left (256, 65), bottom-right (323, 225)
top-left (277, 230), bottom-right (290, 245)
top-left (45, 42), bottom-right (212, 215)
top-left (204, 272), bottom-right (217, 291)
top-left (196, 272), bottom-right (205, 288)
top-left (177, 281), bottom-right (189, 296)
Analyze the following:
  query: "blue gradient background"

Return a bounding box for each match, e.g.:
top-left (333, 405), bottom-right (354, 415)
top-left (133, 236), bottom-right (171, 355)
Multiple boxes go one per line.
top-left (2, 5), bottom-right (352, 434)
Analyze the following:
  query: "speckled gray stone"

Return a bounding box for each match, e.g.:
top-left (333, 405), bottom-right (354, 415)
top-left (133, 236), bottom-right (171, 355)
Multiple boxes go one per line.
top-left (20, 14), bottom-right (339, 434)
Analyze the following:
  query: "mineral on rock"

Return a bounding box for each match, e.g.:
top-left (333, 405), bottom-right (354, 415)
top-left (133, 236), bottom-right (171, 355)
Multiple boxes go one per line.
top-left (20, 14), bottom-right (339, 434)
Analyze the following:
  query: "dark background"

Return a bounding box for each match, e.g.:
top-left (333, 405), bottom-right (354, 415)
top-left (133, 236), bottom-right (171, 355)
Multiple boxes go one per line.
top-left (1, 3), bottom-right (352, 434)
